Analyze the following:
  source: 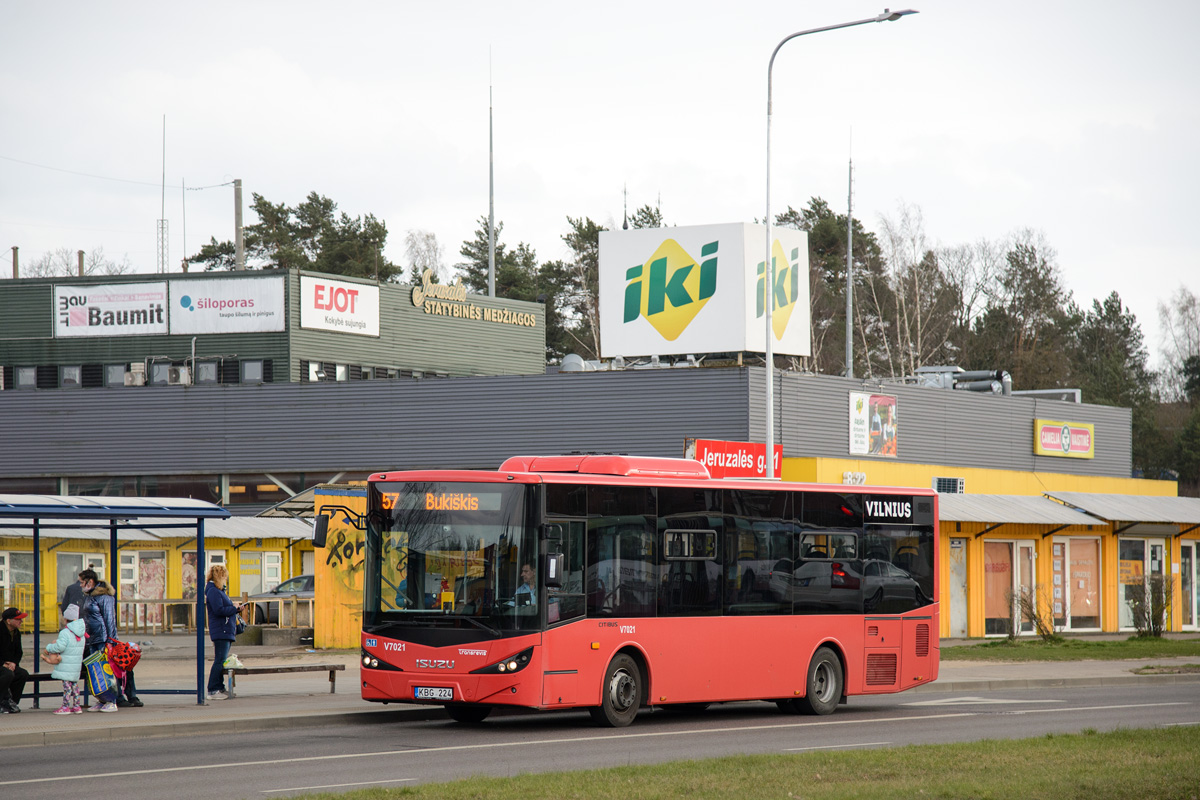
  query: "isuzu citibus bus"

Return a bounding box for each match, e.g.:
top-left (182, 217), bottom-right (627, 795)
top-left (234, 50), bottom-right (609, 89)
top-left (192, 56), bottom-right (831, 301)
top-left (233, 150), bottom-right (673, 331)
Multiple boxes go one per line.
top-left (328, 454), bottom-right (938, 727)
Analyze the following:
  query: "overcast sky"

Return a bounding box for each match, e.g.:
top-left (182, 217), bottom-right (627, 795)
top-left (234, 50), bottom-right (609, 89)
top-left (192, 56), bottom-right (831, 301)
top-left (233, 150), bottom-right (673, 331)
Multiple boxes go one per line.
top-left (2, 1), bottom-right (1197, 369)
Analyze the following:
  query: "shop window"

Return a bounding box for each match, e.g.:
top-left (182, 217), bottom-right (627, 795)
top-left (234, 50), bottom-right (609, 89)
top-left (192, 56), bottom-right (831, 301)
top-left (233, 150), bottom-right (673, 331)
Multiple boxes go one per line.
top-left (195, 361), bottom-right (219, 385)
top-left (15, 366), bottom-right (36, 390)
top-left (335, 364), bottom-right (348, 382)
top-left (149, 362), bottom-right (173, 385)
top-left (104, 364), bottom-right (127, 387)
top-left (60, 365), bottom-right (82, 388)
top-left (242, 359), bottom-right (264, 384)
top-left (1052, 538), bottom-right (1100, 630)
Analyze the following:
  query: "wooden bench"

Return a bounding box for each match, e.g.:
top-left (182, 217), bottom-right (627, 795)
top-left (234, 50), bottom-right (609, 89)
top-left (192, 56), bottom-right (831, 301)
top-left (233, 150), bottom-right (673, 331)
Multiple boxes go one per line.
top-left (222, 663), bottom-right (346, 698)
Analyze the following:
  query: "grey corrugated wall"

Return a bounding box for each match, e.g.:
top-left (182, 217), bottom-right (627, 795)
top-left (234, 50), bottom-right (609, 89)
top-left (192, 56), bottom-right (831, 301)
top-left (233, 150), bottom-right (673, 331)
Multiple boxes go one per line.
top-left (775, 372), bottom-right (1131, 477)
top-left (0, 368), bottom-right (754, 476)
top-left (0, 367), bottom-right (1131, 479)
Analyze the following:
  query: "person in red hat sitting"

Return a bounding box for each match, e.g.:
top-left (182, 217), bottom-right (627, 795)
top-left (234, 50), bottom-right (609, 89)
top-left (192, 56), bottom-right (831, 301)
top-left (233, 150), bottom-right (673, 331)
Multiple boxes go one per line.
top-left (0, 607), bottom-right (30, 714)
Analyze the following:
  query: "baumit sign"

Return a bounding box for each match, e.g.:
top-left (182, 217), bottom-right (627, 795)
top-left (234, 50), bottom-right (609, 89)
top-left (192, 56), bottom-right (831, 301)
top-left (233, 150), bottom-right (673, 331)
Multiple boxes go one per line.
top-left (599, 223), bottom-right (810, 358)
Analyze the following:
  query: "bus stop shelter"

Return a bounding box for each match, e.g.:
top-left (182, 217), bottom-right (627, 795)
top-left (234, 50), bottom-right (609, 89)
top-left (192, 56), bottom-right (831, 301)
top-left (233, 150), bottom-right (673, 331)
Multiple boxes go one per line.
top-left (0, 494), bottom-right (231, 705)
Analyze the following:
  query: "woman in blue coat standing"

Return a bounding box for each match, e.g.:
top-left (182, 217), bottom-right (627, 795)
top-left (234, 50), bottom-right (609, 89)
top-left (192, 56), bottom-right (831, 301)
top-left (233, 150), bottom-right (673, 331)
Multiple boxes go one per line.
top-left (204, 564), bottom-right (243, 700)
top-left (84, 580), bottom-right (120, 712)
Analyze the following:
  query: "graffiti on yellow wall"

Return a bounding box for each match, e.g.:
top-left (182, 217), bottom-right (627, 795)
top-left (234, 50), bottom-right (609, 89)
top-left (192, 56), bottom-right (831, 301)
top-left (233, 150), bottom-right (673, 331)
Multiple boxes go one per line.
top-left (314, 490), bottom-right (367, 649)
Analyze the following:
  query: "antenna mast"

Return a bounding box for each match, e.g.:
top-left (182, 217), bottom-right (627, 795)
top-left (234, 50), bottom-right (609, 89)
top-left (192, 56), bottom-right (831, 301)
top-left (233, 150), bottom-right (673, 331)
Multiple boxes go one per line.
top-left (488, 51), bottom-right (495, 297)
top-left (156, 115), bottom-right (168, 273)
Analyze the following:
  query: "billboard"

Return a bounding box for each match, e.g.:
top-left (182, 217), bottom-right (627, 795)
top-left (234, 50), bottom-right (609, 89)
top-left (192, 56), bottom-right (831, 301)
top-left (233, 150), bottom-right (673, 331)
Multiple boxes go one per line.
top-left (1033, 419), bottom-right (1094, 459)
top-left (685, 438), bottom-right (783, 479)
top-left (599, 223), bottom-right (810, 357)
top-left (299, 275), bottom-right (379, 337)
top-left (170, 276), bottom-right (285, 334)
top-left (849, 392), bottom-right (897, 457)
top-left (54, 282), bottom-right (168, 338)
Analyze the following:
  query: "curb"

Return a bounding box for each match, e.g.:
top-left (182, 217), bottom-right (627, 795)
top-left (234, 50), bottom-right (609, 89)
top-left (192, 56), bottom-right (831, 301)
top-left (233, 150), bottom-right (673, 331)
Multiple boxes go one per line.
top-left (0, 706), bottom-right (448, 749)
top-left (910, 672), bottom-right (1200, 693)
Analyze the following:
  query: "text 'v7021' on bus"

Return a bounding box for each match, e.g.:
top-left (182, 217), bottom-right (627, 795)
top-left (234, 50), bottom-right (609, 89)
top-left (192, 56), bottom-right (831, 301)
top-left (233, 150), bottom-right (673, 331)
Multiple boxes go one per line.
top-left (316, 454), bottom-right (939, 727)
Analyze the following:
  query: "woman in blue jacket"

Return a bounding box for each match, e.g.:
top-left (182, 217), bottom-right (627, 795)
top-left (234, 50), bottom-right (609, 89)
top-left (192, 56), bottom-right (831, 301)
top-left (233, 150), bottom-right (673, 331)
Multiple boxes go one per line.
top-left (84, 580), bottom-right (121, 712)
top-left (204, 564), bottom-right (243, 700)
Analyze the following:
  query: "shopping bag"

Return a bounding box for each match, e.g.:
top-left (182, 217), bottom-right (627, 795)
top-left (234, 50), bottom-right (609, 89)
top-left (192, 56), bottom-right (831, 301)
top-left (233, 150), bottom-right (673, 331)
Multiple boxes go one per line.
top-left (106, 638), bottom-right (142, 671)
top-left (83, 649), bottom-right (121, 704)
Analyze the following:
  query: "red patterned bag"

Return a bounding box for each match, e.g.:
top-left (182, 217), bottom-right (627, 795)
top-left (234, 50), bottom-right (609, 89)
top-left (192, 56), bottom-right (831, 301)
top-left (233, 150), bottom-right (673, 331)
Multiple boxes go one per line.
top-left (106, 638), bottom-right (142, 671)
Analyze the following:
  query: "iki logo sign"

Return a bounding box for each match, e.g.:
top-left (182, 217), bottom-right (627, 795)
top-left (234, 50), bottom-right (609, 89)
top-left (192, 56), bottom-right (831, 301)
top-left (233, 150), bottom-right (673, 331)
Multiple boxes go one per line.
top-left (598, 223), bottom-right (810, 359)
top-left (757, 239), bottom-right (803, 339)
top-left (623, 239), bottom-right (717, 341)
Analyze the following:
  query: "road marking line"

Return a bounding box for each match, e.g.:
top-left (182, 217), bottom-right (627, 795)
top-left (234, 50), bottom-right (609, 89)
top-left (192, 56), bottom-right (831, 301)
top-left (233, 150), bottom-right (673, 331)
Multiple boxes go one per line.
top-left (1162, 721), bottom-right (1200, 727)
top-left (906, 696), bottom-right (1066, 706)
top-left (12, 704), bottom-right (1188, 786)
top-left (785, 742), bottom-right (890, 751)
top-left (261, 778), bottom-right (415, 793)
top-left (7, 712), bottom-right (981, 786)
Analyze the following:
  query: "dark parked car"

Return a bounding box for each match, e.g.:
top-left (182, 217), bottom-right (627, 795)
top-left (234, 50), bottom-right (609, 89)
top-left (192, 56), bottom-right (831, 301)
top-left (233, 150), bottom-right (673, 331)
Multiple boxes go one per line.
top-left (247, 574), bottom-right (314, 625)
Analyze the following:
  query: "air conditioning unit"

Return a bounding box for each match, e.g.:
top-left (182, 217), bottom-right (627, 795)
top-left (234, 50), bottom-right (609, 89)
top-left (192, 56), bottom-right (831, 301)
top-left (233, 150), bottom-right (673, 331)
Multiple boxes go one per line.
top-left (124, 368), bottom-right (145, 386)
top-left (932, 477), bottom-right (965, 494)
top-left (167, 366), bottom-right (190, 386)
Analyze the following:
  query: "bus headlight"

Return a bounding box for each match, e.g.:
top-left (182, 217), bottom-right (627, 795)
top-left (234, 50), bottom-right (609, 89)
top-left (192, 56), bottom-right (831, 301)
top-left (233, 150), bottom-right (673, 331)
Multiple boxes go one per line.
top-left (471, 647), bottom-right (533, 675)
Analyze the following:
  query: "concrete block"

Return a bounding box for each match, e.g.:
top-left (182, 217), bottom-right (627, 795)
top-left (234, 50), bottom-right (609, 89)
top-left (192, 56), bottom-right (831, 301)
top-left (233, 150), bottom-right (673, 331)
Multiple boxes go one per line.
top-left (261, 627), bottom-right (314, 647)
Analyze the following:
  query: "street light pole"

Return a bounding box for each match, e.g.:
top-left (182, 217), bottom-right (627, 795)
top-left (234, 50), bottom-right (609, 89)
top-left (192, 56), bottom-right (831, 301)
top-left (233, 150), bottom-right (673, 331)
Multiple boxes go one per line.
top-left (764, 8), bottom-right (917, 479)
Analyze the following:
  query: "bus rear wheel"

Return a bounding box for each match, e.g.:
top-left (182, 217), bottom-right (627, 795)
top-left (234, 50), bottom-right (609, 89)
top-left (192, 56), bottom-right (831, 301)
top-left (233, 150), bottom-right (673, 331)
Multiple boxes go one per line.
top-left (589, 653), bottom-right (641, 727)
top-left (445, 703), bottom-right (492, 723)
top-left (796, 646), bottom-right (842, 716)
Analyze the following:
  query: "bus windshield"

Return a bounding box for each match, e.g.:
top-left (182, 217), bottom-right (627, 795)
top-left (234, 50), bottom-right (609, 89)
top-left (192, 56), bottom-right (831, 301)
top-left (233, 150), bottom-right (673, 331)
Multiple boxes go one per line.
top-left (365, 481), bottom-right (538, 633)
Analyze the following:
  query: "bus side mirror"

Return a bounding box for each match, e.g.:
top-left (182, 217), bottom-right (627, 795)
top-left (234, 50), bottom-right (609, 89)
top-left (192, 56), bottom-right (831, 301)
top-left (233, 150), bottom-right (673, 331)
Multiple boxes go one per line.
top-left (545, 553), bottom-right (564, 589)
top-left (313, 515), bottom-right (330, 548)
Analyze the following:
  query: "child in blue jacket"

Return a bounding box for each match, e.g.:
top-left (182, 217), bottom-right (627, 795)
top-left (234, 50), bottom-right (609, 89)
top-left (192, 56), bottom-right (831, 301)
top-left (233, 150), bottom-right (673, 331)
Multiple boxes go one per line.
top-left (46, 603), bottom-right (87, 715)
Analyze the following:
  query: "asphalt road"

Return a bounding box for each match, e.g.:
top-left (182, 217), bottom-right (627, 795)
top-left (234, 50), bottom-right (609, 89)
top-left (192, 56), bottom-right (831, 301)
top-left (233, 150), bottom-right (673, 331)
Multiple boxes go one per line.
top-left (10, 684), bottom-right (1200, 799)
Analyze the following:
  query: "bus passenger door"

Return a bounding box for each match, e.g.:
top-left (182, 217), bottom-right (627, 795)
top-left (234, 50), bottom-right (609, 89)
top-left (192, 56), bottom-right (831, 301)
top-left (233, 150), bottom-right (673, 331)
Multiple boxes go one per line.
top-left (543, 519), bottom-right (585, 707)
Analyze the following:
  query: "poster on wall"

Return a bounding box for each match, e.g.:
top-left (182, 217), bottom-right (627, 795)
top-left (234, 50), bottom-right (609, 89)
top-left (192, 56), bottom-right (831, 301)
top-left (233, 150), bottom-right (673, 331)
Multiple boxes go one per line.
top-left (1033, 419), bottom-right (1095, 459)
top-left (54, 282), bottom-right (168, 337)
top-left (170, 276), bottom-right (285, 334)
top-left (849, 392), bottom-right (897, 457)
top-left (299, 275), bottom-right (380, 337)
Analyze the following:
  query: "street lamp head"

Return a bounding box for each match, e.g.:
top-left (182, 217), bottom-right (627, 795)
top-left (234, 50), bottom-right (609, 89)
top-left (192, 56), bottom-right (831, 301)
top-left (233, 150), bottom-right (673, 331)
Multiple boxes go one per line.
top-left (878, 8), bottom-right (919, 22)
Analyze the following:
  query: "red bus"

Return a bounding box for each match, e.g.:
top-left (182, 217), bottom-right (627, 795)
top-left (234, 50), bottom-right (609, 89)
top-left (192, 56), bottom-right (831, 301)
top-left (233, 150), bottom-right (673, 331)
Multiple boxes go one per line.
top-left (341, 454), bottom-right (938, 727)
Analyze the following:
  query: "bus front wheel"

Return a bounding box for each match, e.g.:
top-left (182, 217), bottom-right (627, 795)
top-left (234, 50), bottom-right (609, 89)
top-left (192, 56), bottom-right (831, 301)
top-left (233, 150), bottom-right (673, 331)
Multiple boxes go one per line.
top-left (796, 646), bottom-right (842, 715)
top-left (445, 703), bottom-right (492, 723)
top-left (589, 653), bottom-right (641, 727)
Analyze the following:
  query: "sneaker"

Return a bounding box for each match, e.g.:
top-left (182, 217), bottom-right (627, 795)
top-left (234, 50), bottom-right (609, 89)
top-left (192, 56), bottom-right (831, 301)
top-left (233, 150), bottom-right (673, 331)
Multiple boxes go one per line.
top-left (126, 696), bottom-right (144, 708)
top-left (116, 698), bottom-right (132, 708)
top-left (53, 707), bottom-right (73, 716)
top-left (207, 691), bottom-right (229, 701)
top-left (85, 704), bottom-right (103, 712)
top-left (98, 702), bottom-right (118, 713)
top-left (71, 707), bottom-right (83, 714)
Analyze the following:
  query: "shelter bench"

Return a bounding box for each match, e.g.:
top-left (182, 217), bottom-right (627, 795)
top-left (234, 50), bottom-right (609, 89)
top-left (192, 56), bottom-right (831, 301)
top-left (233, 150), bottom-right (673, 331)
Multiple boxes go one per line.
top-left (222, 663), bottom-right (346, 698)
top-left (27, 672), bottom-right (59, 709)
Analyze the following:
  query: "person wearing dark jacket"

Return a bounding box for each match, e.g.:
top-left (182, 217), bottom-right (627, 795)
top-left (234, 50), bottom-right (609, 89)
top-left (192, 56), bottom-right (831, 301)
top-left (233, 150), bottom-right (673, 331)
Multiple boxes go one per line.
top-left (84, 579), bottom-right (143, 710)
top-left (60, 568), bottom-right (98, 618)
top-left (84, 581), bottom-right (120, 712)
top-left (204, 564), bottom-right (243, 701)
top-left (1, 606), bottom-right (29, 713)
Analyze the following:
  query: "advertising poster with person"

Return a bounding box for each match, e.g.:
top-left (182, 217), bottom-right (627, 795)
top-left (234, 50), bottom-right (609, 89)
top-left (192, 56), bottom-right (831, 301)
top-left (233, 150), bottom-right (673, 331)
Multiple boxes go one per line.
top-left (849, 392), bottom-right (898, 457)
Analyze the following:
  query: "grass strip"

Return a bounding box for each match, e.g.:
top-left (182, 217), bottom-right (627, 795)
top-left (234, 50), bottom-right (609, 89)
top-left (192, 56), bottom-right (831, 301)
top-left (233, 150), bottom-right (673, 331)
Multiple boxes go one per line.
top-left (290, 726), bottom-right (1200, 800)
top-left (940, 637), bottom-right (1200, 662)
